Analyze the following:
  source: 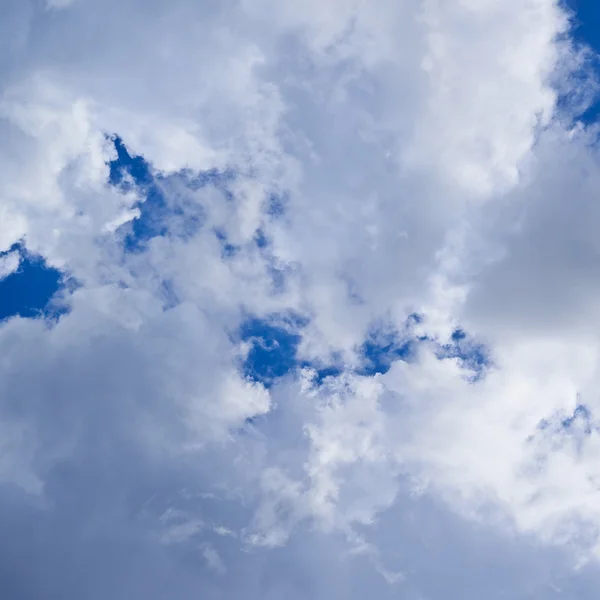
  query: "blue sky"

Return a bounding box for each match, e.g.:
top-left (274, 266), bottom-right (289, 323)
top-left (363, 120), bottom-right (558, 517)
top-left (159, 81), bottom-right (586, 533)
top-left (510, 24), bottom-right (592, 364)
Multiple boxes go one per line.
top-left (0, 244), bottom-right (63, 321)
top-left (570, 0), bottom-right (600, 49)
top-left (2, 1), bottom-right (600, 598)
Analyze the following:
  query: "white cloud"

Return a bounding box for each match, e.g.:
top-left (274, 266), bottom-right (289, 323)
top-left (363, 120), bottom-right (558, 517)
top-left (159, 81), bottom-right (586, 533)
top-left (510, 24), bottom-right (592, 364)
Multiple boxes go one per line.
top-left (0, 250), bottom-right (19, 280)
top-left (1, 0), bottom-right (600, 597)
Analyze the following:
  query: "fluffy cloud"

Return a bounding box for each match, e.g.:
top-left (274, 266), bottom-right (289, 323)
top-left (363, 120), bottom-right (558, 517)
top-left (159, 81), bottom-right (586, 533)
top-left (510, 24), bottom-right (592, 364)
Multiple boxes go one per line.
top-left (1, 0), bottom-right (600, 597)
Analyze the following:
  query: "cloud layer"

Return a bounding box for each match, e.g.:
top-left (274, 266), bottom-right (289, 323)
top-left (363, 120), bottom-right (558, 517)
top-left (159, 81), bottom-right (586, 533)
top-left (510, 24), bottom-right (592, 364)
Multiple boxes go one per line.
top-left (1, 0), bottom-right (600, 597)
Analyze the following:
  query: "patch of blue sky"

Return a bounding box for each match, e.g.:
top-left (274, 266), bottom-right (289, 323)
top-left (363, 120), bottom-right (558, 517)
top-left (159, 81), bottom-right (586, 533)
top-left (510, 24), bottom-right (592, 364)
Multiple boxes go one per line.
top-left (0, 243), bottom-right (67, 322)
top-left (358, 329), bottom-right (415, 377)
top-left (108, 136), bottom-right (153, 189)
top-left (562, 1), bottom-right (600, 125)
top-left (239, 314), bottom-right (305, 387)
top-left (238, 311), bottom-right (489, 388)
top-left (108, 136), bottom-right (171, 250)
top-left (108, 137), bottom-right (293, 302)
top-left (354, 312), bottom-right (422, 377)
top-left (436, 328), bottom-right (490, 381)
top-left (108, 136), bottom-right (233, 251)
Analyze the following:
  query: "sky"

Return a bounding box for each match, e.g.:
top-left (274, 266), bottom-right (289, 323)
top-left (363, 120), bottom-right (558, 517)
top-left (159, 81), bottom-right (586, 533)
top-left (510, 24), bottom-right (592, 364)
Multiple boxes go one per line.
top-left (3, 0), bottom-right (600, 598)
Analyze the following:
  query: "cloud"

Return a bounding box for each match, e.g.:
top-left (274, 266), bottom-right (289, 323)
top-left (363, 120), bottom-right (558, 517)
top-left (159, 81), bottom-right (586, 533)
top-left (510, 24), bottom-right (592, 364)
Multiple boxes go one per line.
top-left (1, 0), bottom-right (600, 598)
top-left (45, 0), bottom-right (78, 9)
top-left (0, 249), bottom-right (20, 280)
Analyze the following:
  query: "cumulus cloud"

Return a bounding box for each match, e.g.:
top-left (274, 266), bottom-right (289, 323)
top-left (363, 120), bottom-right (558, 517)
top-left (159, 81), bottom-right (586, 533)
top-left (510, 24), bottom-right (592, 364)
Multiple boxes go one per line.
top-left (0, 250), bottom-right (19, 280)
top-left (1, 0), bottom-right (600, 597)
